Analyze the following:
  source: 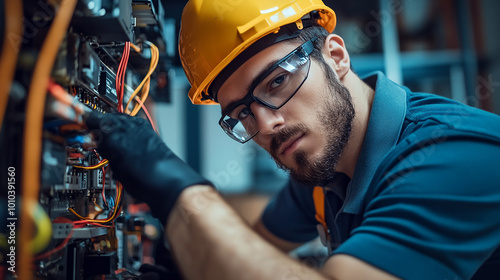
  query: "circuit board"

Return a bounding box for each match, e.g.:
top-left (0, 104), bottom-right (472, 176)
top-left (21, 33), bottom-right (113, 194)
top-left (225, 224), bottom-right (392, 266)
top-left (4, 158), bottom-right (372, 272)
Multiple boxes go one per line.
top-left (0, 0), bottom-right (173, 279)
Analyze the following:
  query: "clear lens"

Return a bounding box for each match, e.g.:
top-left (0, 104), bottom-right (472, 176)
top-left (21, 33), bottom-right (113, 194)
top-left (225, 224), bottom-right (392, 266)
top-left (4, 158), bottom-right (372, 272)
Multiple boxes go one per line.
top-left (254, 51), bottom-right (310, 108)
top-left (221, 104), bottom-right (258, 142)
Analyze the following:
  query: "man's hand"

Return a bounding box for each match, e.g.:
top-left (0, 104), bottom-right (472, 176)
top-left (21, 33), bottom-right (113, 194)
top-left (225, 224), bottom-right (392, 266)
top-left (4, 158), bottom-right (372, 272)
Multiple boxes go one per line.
top-left (85, 112), bottom-right (213, 224)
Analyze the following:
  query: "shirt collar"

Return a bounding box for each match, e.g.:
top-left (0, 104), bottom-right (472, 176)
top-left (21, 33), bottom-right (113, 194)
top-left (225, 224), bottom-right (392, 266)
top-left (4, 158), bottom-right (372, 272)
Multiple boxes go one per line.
top-left (342, 71), bottom-right (407, 214)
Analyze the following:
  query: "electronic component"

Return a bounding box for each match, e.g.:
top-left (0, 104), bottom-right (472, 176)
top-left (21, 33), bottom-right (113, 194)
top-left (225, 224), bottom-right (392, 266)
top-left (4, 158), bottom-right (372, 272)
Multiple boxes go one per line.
top-left (0, 0), bottom-right (171, 279)
top-left (72, 0), bottom-right (135, 43)
top-left (79, 42), bottom-right (101, 91)
top-left (98, 63), bottom-right (119, 105)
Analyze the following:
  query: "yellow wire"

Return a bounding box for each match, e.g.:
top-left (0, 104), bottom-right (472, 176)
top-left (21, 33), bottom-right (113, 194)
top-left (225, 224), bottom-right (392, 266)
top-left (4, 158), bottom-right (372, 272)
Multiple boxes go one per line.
top-left (68, 200), bottom-right (106, 220)
top-left (68, 208), bottom-right (87, 220)
top-left (73, 159), bottom-right (109, 170)
top-left (69, 199), bottom-right (105, 219)
top-left (27, 201), bottom-right (52, 254)
top-left (127, 43), bottom-right (156, 115)
top-left (125, 42), bottom-right (159, 116)
top-left (70, 184), bottom-right (122, 224)
top-left (133, 42), bottom-right (159, 116)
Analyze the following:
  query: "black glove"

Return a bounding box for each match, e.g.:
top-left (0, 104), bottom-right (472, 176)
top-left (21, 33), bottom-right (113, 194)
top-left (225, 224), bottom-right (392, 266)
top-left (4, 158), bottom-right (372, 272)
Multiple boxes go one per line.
top-left (85, 112), bottom-right (213, 224)
top-left (136, 263), bottom-right (182, 280)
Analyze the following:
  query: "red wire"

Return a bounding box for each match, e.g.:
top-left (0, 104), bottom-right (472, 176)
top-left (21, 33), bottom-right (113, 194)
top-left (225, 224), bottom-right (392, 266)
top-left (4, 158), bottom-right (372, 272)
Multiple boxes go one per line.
top-left (72, 181), bottom-right (122, 224)
top-left (87, 223), bottom-right (112, 228)
top-left (75, 158), bottom-right (107, 168)
top-left (117, 42), bottom-right (130, 113)
top-left (115, 51), bottom-right (123, 112)
top-left (121, 42), bottom-right (130, 112)
top-left (101, 166), bottom-right (109, 207)
top-left (117, 45), bottom-right (125, 112)
top-left (92, 150), bottom-right (108, 208)
top-left (33, 232), bottom-right (73, 260)
top-left (134, 96), bottom-right (158, 134)
top-left (115, 42), bottom-right (130, 113)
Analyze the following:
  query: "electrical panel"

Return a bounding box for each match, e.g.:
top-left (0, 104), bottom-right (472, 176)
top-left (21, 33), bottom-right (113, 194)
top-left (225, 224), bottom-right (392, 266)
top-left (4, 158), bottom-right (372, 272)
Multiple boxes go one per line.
top-left (0, 0), bottom-right (176, 279)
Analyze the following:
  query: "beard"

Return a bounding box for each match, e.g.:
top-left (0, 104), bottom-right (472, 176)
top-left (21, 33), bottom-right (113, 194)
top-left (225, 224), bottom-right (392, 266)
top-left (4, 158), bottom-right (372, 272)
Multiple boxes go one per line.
top-left (270, 61), bottom-right (355, 186)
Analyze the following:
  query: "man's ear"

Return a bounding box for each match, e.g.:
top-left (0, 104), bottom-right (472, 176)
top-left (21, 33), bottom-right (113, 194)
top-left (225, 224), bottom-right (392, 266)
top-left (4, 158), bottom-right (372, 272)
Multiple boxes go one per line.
top-left (322, 34), bottom-right (350, 80)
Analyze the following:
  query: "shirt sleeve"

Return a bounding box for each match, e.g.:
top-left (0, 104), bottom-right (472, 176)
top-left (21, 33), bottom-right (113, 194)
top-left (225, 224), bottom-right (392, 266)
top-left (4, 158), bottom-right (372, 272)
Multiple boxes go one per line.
top-left (334, 133), bottom-right (500, 280)
top-left (261, 179), bottom-right (319, 243)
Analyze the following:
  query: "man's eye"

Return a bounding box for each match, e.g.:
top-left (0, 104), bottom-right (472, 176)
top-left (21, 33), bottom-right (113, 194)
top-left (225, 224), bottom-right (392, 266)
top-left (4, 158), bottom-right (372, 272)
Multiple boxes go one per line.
top-left (237, 107), bottom-right (251, 120)
top-left (270, 74), bottom-right (288, 89)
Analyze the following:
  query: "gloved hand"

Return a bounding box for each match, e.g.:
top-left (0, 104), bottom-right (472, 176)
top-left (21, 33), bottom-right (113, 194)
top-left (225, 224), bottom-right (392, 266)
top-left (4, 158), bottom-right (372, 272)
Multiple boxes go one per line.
top-left (85, 112), bottom-right (213, 224)
top-left (136, 263), bottom-right (182, 280)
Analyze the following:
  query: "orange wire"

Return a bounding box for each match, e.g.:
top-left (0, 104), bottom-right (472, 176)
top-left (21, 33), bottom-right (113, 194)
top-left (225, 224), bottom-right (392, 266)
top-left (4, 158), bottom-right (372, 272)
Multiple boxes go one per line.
top-left (0, 1), bottom-right (23, 128)
top-left (73, 182), bottom-right (122, 224)
top-left (72, 158), bottom-right (109, 170)
top-left (47, 80), bottom-right (84, 115)
top-left (134, 96), bottom-right (158, 134)
top-left (102, 166), bottom-right (109, 207)
top-left (19, 1), bottom-right (77, 279)
top-left (126, 42), bottom-right (159, 116)
top-left (0, 0), bottom-right (23, 129)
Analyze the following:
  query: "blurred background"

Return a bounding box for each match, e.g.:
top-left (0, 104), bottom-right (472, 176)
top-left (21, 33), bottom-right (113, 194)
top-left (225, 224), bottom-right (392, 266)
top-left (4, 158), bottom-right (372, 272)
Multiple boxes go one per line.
top-left (156, 0), bottom-right (500, 223)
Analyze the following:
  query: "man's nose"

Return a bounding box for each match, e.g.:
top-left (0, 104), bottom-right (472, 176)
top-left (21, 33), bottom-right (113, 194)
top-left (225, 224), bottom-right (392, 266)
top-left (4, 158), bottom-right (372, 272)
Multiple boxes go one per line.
top-left (250, 102), bottom-right (284, 136)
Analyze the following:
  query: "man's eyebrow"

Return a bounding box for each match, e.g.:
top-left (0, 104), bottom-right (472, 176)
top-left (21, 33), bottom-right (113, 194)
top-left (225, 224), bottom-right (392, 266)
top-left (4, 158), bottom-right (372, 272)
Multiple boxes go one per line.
top-left (220, 58), bottom-right (281, 115)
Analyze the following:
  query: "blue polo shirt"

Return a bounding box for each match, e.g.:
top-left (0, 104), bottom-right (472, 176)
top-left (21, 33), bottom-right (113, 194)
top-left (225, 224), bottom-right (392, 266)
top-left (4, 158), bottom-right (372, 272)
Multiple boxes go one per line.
top-left (261, 72), bottom-right (500, 280)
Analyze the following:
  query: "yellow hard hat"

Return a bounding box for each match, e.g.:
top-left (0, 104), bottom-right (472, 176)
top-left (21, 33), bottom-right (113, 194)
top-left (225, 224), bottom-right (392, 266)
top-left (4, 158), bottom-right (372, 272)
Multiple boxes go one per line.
top-left (179, 0), bottom-right (336, 105)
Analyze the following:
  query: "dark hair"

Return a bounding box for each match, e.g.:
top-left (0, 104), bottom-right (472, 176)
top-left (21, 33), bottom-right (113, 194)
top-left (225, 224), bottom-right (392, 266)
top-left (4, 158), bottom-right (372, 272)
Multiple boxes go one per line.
top-left (294, 25), bottom-right (330, 63)
top-left (293, 26), bottom-right (355, 74)
top-left (292, 26), bottom-right (338, 81)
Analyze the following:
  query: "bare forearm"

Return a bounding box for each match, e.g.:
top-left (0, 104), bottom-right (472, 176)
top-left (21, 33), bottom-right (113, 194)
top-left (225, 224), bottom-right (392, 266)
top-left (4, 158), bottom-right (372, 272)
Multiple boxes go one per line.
top-left (165, 186), bottom-right (330, 280)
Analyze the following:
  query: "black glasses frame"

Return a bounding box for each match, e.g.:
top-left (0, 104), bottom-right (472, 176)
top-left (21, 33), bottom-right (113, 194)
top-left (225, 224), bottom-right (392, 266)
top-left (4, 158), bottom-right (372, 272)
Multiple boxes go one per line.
top-left (218, 37), bottom-right (317, 143)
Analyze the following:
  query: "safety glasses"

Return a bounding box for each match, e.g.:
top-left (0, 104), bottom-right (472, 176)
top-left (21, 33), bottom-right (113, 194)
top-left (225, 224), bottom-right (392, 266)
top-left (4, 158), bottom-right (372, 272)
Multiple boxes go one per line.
top-left (219, 37), bottom-right (316, 143)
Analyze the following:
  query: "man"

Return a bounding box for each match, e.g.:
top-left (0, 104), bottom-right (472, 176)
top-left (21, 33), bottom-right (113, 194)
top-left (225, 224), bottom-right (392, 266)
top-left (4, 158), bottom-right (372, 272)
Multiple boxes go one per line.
top-left (85, 0), bottom-right (500, 279)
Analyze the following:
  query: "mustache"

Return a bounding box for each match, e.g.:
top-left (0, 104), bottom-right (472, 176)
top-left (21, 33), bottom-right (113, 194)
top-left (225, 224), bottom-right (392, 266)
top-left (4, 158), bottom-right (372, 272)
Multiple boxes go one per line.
top-left (270, 124), bottom-right (309, 156)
